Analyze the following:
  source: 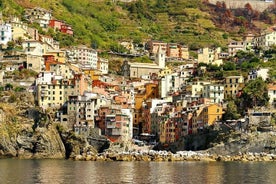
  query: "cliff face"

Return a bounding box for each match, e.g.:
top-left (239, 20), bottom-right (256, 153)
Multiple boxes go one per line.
top-left (0, 123), bottom-right (66, 159)
top-left (0, 92), bottom-right (107, 159)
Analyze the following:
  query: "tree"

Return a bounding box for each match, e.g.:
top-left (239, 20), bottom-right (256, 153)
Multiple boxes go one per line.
top-left (241, 78), bottom-right (269, 109)
top-left (223, 61), bottom-right (236, 71)
top-left (223, 100), bottom-right (241, 120)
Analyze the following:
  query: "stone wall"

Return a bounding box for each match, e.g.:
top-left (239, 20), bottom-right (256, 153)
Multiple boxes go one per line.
top-left (208, 0), bottom-right (274, 12)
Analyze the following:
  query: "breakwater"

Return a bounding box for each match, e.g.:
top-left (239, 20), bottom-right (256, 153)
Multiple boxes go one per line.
top-left (73, 150), bottom-right (276, 162)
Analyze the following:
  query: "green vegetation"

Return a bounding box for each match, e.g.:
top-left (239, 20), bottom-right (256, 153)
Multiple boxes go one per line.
top-left (241, 78), bottom-right (269, 109)
top-left (223, 100), bottom-right (241, 120)
top-left (133, 56), bottom-right (152, 63)
top-left (0, 0), bottom-right (231, 50)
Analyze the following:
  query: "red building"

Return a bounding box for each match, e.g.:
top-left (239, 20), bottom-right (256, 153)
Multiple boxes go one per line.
top-left (61, 24), bottom-right (73, 35)
top-left (48, 19), bottom-right (74, 35)
top-left (49, 19), bottom-right (64, 30)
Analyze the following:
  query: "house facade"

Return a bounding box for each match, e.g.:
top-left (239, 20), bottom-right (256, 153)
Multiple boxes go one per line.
top-left (224, 76), bottom-right (244, 99)
top-left (198, 47), bottom-right (222, 65)
top-left (203, 84), bottom-right (224, 104)
top-left (0, 23), bottom-right (12, 45)
top-left (24, 7), bottom-right (52, 28)
top-left (228, 41), bottom-right (245, 56)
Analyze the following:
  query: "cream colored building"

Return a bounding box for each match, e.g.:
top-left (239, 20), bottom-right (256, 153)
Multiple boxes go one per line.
top-left (22, 40), bottom-right (44, 56)
top-left (9, 17), bottom-right (28, 41)
top-left (27, 55), bottom-right (44, 73)
top-left (224, 76), bottom-right (244, 98)
top-left (198, 47), bottom-right (223, 65)
top-left (158, 66), bottom-right (172, 77)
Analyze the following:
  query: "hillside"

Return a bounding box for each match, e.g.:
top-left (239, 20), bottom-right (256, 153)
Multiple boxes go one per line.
top-left (0, 0), bottom-right (275, 50)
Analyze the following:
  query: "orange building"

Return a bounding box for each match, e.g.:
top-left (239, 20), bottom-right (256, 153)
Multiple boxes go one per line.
top-left (203, 104), bottom-right (224, 126)
top-left (134, 83), bottom-right (159, 134)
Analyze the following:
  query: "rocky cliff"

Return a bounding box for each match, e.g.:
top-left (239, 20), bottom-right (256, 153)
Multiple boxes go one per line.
top-left (0, 122), bottom-right (66, 159)
top-left (0, 91), bottom-right (108, 159)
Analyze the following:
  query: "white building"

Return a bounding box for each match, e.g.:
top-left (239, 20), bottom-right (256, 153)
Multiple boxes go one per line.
top-left (248, 68), bottom-right (269, 81)
top-left (98, 58), bottom-right (109, 75)
top-left (0, 23), bottom-right (12, 45)
top-left (159, 73), bottom-right (180, 98)
top-left (35, 71), bottom-right (55, 85)
top-left (203, 84), bottom-right (224, 104)
top-left (68, 46), bottom-right (98, 68)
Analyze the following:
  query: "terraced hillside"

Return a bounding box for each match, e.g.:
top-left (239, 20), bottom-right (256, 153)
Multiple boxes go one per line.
top-left (0, 0), bottom-right (274, 50)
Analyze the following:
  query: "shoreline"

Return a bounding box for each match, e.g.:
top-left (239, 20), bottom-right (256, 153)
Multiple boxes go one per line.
top-left (72, 150), bottom-right (276, 162)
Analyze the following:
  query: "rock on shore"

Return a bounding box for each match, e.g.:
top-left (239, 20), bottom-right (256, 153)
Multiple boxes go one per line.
top-left (72, 150), bottom-right (276, 162)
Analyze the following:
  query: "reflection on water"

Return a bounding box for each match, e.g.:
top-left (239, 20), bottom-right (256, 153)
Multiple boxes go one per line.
top-left (0, 159), bottom-right (276, 184)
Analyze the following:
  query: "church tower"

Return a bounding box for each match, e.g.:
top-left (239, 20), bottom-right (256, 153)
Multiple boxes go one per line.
top-left (155, 45), bottom-right (165, 68)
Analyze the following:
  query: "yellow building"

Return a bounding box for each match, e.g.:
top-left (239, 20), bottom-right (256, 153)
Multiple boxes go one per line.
top-left (158, 66), bottom-right (172, 77)
top-left (203, 104), bottom-right (224, 126)
top-left (83, 68), bottom-right (101, 81)
top-left (37, 82), bottom-right (66, 108)
top-left (224, 76), bottom-right (244, 99)
top-left (44, 50), bottom-right (66, 63)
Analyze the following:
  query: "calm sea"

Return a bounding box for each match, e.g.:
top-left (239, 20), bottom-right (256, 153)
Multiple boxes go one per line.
top-left (0, 159), bottom-right (275, 184)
